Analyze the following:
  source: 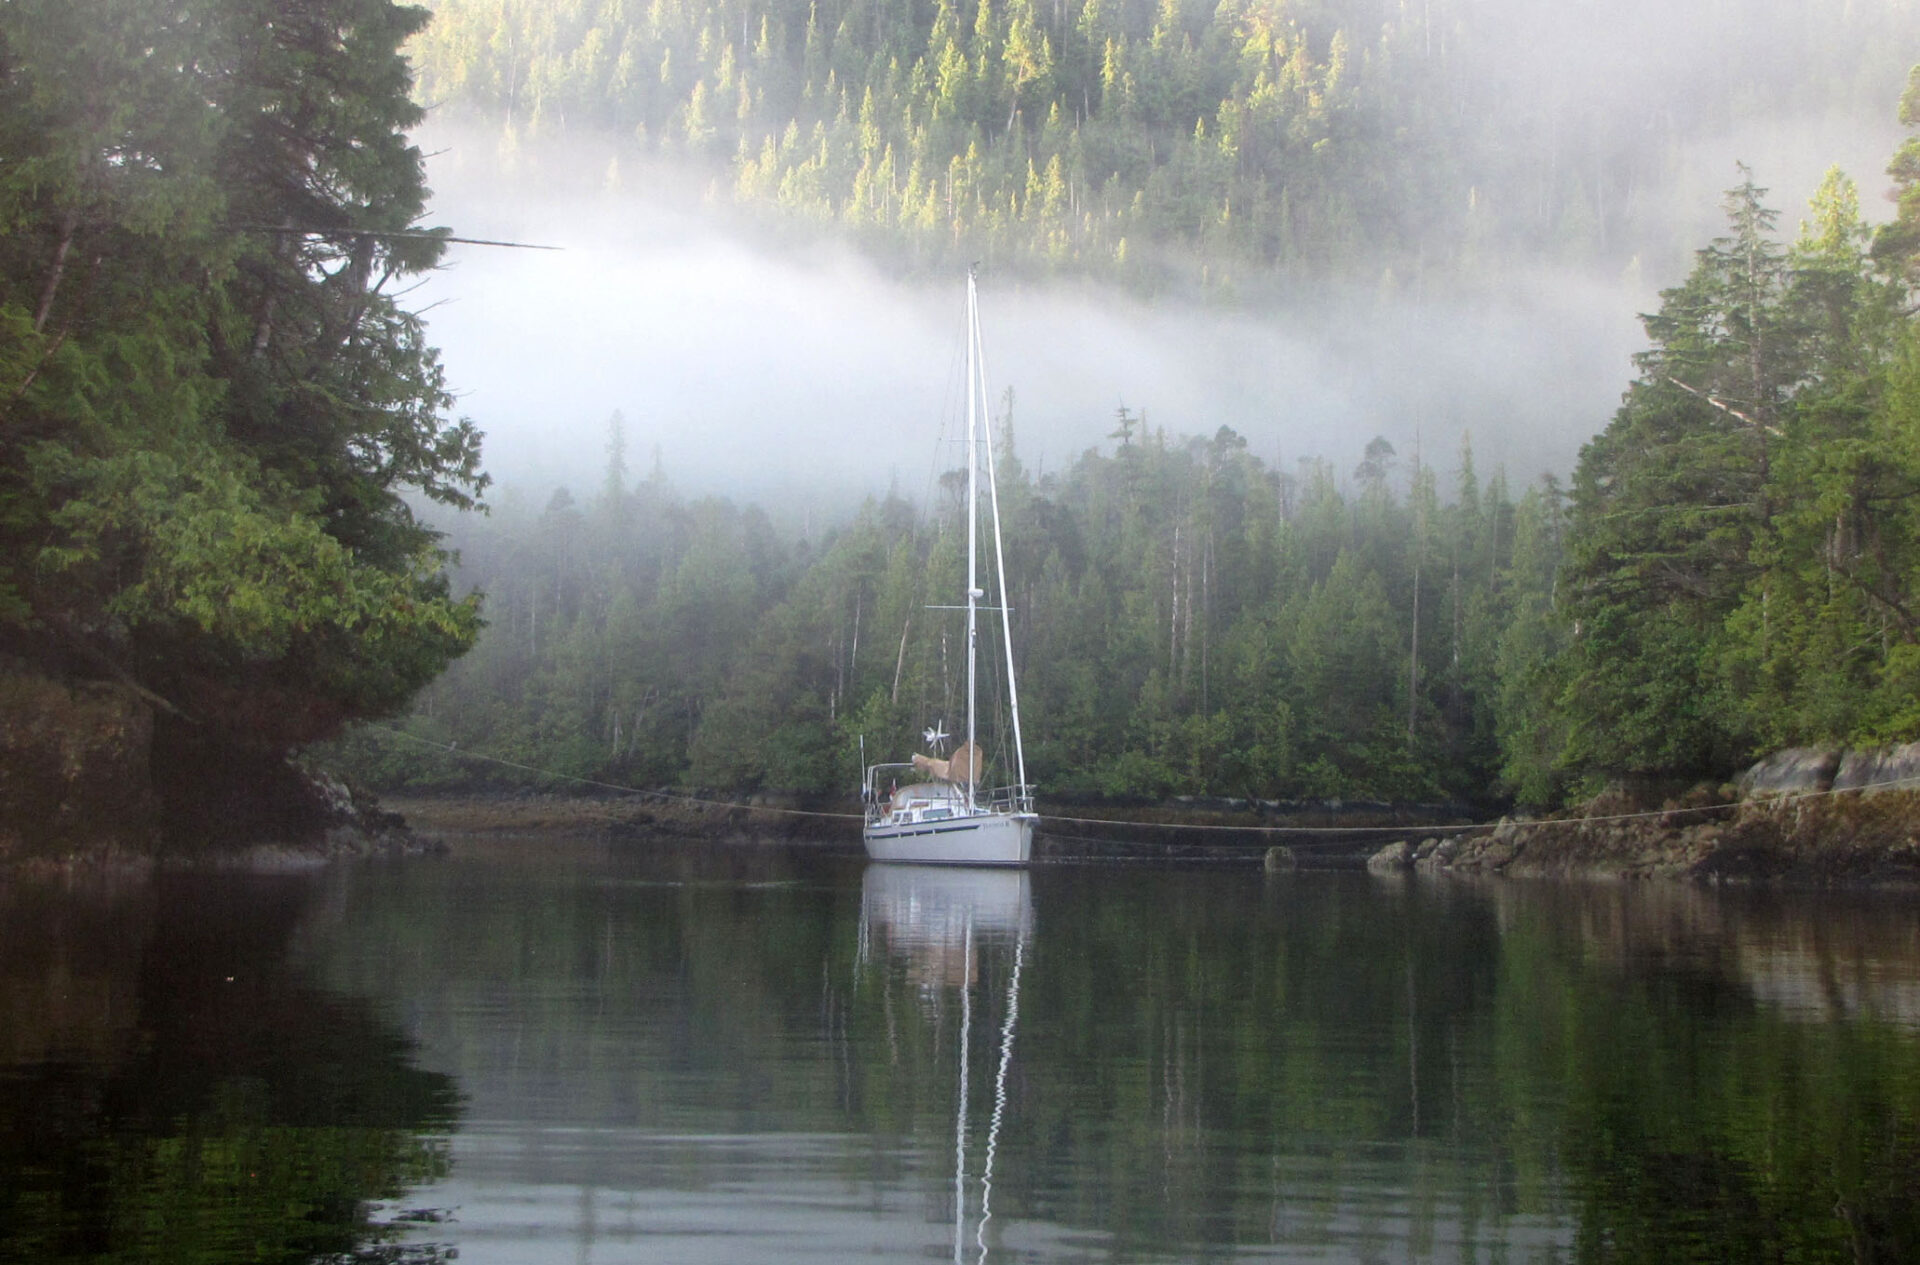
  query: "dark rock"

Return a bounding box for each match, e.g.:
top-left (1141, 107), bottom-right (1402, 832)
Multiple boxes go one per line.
top-left (0, 658), bottom-right (431, 864)
top-left (0, 668), bottom-right (158, 858)
top-left (1458, 837), bottom-right (1521, 871)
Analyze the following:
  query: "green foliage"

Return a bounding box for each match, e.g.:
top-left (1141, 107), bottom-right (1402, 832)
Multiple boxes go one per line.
top-left (339, 414), bottom-right (1548, 803)
top-left (0, 0), bottom-right (486, 757)
top-left (298, 29), bottom-right (1920, 807)
top-left (406, 0), bottom-right (1917, 291)
top-left (1549, 137), bottom-right (1920, 786)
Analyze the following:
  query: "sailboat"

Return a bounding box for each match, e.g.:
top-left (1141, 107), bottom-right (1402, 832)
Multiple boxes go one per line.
top-left (862, 271), bottom-right (1036, 866)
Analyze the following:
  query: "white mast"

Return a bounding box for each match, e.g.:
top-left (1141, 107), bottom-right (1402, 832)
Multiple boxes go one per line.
top-left (964, 269), bottom-right (980, 810)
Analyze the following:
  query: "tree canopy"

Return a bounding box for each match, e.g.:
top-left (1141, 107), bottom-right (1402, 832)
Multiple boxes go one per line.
top-left (338, 80), bottom-right (1920, 809)
top-left (405, 0), bottom-right (1917, 291)
top-left (0, 0), bottom-right (486, 791)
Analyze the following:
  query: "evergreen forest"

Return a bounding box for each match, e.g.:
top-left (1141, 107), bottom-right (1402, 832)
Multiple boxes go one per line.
top-left (340, 95), bottom-right (1920, 806)
top-left (405, 0), bottom-right (1917, 289)
top-left (10, 0), bottom-right (1920, 824)
top-left (314, 0), bottom-right (1920, 810)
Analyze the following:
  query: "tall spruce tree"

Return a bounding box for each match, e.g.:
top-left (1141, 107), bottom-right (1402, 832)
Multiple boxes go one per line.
top-left (1555, 173), bottom-right (1795, 780)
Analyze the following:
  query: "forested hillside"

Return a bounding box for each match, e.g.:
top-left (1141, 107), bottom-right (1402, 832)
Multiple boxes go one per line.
top-left (405, 0), bottom-right (1916, 289)
top-left (338, 78), bottom-right (1920, 806)
top-left (7, 0), bottom-right (1916, 830)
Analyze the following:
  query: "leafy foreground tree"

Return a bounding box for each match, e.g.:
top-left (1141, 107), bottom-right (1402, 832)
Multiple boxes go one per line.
top-left (0, 0), bottom-right (485, 846)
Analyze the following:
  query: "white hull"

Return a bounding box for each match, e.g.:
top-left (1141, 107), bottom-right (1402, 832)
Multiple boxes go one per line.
top-left (863, 811), bottom-right (1034, 866)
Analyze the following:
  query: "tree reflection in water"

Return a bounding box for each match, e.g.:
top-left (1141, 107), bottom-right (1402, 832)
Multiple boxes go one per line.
top-left (0, 872), bottom-right (459, 1264)
top-left (14, 849), bottom-right (1920, 1263)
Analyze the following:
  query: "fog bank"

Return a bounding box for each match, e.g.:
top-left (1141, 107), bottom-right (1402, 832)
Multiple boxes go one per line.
top-left (412, 110), bottom-right (1903, 515)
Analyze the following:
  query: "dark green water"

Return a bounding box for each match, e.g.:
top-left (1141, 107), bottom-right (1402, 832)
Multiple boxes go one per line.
top-left (5, 844), bottom-right (1920, 1263)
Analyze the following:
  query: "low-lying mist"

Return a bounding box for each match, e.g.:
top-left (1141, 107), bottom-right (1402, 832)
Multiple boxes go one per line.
top-left (412, 109), bottom-right (1903, 522)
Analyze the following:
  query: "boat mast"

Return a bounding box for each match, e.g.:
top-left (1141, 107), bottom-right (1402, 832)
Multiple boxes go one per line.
top-left (965, 269), bottom-right (980, 811)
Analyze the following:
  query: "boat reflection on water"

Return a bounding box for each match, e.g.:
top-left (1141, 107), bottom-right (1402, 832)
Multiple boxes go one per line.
top-left (860, 864), bottom-right (1031, 1264)
top-left (860, 863), bottom-right (1032, 983)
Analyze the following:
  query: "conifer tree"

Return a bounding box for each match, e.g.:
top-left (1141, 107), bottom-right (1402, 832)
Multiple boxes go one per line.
top-left (1, 0), bottom-right (486, 820)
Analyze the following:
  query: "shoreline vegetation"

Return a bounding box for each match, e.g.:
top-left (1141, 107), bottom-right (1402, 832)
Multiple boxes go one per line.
top-left (12, 1), bottom-right (1920, 869)
top-left (9, 691), bottom-right (1920, 885)
top-left (381, 742), bottom-right (1920, 885)
top-left (315, 80), bottom-right (1920, 862)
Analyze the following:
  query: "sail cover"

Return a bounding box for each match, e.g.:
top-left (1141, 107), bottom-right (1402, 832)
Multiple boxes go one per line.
top-left (911, 742), bottom-right (983, 784)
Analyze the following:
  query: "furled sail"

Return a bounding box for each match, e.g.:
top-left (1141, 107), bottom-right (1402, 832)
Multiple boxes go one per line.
top-left (911, 742), bottom-right (983, 784)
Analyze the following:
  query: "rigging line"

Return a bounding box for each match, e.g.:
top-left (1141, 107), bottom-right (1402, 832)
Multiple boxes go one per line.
top-left (1043, 768), bottom-right (1920, 835)
top-left (1034, 827), bottom-right (1363, 852)
top-left (227, 224), bottom-right (563, 250)
top-left (922, 286), bottom-right (973, 534)
top-left (1037, 812), bottom-right (1498, 836)
top-left (365, 723), bottom-right (1920, 838)
top-left (363, 722), bottom-right (867, 821)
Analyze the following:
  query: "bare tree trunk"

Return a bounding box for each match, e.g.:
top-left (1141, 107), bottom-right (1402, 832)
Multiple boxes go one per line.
top-left (252, 215), bottom-right (295, 358)
top-left (832, 628), bottom-right (844, 716)
top-left (1170, 523), bottom-right (1182, 678)
top-left (33, 206), bottom-right (80, 333)
top-left (1488, 502), bottom-right (1499, 593)
top-left (891, 616), bottom-right (912, 704)
top-left (849, 591), bottom-right (863, 686)
top-left (1409, 553), bottom-right (1421, 743)
top-left (1201, 527), bottom-right (1212, 714)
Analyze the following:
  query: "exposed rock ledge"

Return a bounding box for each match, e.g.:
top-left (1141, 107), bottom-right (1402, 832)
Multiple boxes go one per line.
top-left (1367, 744), bottom-right (1920, 884)
top-left (0, 664), bottom-right (430, 867)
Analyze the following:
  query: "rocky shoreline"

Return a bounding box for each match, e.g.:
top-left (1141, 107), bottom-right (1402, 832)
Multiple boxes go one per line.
top-left (379, 788), bottom-right (1482, 863)
top-left (1365, 746), bottom-right (1920, 885)
top-left (0, 662), bottom-right (438, 868)
top-left (10, 647), bottom-right (1920, 884)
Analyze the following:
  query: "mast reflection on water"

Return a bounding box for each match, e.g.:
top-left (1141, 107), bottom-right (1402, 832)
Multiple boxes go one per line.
top-left (860, 863), bottom-right (1032, 1263)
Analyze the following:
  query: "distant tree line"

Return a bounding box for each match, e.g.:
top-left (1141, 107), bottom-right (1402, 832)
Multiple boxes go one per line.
top-left (406, 0), bottom-right (1915, 290)
top-left (333, 409), bottom-right (1551, 803)
top-left (333, 78), bottom-right (1920, 805)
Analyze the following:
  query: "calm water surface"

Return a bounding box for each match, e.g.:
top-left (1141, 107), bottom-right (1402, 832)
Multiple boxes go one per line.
top-left (5, 842), bottom-right (1920, 1263)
